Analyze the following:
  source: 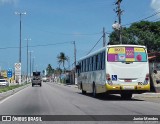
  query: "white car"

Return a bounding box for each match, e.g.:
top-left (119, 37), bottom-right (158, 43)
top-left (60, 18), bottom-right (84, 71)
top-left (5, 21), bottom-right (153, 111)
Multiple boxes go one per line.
top-left (42, 77), bottom-right (47, 82)
top-left (0, 79), bottom-right (9, 86)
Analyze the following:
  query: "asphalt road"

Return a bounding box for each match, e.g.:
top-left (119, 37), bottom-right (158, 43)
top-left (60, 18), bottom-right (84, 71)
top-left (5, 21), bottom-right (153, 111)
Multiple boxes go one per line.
top-left (0, 82), bottom-right (160, 124)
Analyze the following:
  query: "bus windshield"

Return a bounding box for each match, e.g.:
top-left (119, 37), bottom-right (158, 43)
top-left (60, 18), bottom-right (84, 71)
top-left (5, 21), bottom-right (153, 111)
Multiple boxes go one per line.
top-left (107, 47), bottom-right (147, 62)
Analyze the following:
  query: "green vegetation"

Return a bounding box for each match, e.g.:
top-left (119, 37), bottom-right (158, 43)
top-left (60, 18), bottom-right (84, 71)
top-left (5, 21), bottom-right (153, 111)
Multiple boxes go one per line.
top-left (0, 83), bottom-right (29, 93)
top-left (46, 64), bottom-right (54, 77)
top-left (57, 52), bottom-right (69, 83)
top-left (57, 52), bottom-right (69, 71)
top-left (109, 21), bottom-right (160, 52)
top-left (44, 52), bottom-right (69, 83)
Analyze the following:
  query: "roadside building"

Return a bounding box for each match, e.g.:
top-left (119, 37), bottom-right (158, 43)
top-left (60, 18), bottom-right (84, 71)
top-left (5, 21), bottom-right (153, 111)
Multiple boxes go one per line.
top-left (148, 52), bottom-right (160, 92)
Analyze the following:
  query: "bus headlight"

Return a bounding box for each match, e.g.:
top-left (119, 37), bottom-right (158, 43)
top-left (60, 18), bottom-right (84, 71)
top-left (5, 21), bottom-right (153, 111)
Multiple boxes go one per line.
top-left (143, 74), bottom-right (149, 85)
top-left (106, 73), bottom-right (113, 85)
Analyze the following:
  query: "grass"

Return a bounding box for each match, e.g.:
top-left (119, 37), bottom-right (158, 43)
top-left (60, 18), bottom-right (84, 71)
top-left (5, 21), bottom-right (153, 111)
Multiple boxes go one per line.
top-left (0, 83), bottom-right (30, 93)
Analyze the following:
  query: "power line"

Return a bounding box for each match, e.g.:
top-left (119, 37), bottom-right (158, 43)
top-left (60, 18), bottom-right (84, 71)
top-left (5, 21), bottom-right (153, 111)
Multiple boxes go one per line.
top-left (28, 42), bottom-right (71, 48)
top-left (122, 10), bottom-right (160, 26)
top-left (0, 46), bottom-right (19, 50)
top-left (87, 36), bottom-right (103, 55)
top-left (0, 41), bottom-right (72, 50)
top-left (151, 18), bottom-right (160, 22)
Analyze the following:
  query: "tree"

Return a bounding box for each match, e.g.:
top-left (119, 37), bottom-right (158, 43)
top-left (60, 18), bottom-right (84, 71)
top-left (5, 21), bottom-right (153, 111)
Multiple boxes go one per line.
top-left (54, 67), bottom-right (62, 76)
top-left (46, 64), bottom-right (54, 77)
top-left (57, 52), bottom-right (69, 71)
top-left (42, 70), bottom-right (45, 76)
top-left (109, 21), bottom-right (160, 52)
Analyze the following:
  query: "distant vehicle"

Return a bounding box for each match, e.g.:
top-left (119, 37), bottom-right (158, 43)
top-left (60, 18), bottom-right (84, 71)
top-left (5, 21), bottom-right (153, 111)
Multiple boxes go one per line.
top-left (32, 72), bottom-right (42, 87)
top-left (76, 45), bottom-right (150, 99)
top-left (42, 77), bottom-right (48, 82)
top-left (0, 79), bottom-right (9, 86)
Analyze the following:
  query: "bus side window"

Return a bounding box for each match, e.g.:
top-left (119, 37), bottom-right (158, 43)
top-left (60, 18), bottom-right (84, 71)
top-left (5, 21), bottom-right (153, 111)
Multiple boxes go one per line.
top-left (98, 53), bottom-right (102, 70)
top-left (83, 60), bottom-right (86, 72)
top-left (80, 62), bottom-right (82, 73)
top-left (100, 53), bottom-right (103, 70)
top-left (86, 58), bottom-right (88, 72)
top-left (84, 59), bottom-right (86, 72)
top-left (96, 55), bottom-right (98, 70)
top-left (89, 57), bottom-right (91, 71)
top-left (102, 52), bottom-right (105, 70)
top-left (87, 58), bottom-right (89, 72)
top-left (93, 55), bottom-right (96, 71)
top-left (82, 61), bottom-right (83, 72)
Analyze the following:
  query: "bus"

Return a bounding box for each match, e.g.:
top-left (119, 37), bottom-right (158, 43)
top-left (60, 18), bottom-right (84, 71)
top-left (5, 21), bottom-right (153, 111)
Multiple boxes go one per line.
top-left (76, 45), bottom-right (150, 99)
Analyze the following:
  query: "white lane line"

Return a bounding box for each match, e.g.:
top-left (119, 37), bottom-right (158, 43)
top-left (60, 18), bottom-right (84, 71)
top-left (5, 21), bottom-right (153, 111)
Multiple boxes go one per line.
top-left (0, 86), bottom-right (30, 105)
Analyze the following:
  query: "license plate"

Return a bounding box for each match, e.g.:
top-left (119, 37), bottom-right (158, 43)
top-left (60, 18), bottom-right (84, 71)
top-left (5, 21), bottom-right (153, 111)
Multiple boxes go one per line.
top-left (123, 86), bottom-right (134, 90)
top-left (124, 79), bottom-right (132, 82)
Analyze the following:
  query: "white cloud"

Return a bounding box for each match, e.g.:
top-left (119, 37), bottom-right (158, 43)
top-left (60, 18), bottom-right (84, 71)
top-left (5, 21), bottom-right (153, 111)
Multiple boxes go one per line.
top-left (0, 0), bottom-right (19, 5)
top-left (151, 0), bottom-right (160, 11)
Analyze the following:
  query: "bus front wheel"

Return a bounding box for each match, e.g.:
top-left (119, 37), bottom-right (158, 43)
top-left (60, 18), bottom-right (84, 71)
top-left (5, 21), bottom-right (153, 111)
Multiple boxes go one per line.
top-left (92, 84), bottom-right (96, 98)
top-left (81, 83), bottom-right (86, 94)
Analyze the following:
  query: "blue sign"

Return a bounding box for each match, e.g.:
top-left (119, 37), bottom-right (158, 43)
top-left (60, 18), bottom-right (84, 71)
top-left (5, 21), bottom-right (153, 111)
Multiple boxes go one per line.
top-left (7, 69), bottom-right (12, 78)
top-left (112, 75), bottom-right (117, 81)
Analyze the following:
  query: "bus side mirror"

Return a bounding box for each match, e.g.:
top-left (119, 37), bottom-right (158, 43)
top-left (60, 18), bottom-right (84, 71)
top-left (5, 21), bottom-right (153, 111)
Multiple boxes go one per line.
top-left (76, 65), bottom-right (80, 70)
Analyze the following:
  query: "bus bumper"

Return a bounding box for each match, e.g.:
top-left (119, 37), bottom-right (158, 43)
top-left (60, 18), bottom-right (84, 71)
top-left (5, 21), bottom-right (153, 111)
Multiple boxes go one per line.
top-left (106, 84), bottom-right (150, 93)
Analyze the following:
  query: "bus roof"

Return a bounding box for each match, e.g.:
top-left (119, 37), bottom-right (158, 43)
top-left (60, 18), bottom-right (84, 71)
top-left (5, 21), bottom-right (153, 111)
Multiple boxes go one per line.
top-left (78, 44), bottom-right (146, 61)
top-left (107, 44), bottom-right (146, 48)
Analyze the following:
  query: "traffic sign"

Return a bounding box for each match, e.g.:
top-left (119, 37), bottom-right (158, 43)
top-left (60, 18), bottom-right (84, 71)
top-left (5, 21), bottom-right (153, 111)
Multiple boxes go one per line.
top-left (15, 63), bottom-right (21, 75)
top-left (7, 69), bottom-right (12, 78)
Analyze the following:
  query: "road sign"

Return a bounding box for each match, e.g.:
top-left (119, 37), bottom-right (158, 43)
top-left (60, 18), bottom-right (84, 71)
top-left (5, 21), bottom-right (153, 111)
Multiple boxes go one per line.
top-left (7, 69), bottom-right (12, 78)
top-left (15, 63), bottom-right (21, 75)
top-left (15, 63), bottom-right (22, 84)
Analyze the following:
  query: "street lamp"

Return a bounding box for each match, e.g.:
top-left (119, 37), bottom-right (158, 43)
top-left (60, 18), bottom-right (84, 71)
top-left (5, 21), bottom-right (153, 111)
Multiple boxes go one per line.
top-left (25, 38), bottom-right (31, 82)
top-left (112, 21), bottom-right (122, 44)
top-left (72, 41), bottom-right (76, 84)
top-left (15, 11), bottom-right (26, 63)
top-left (32, 57), bottom-right (35, 73)
top-left (28, 51), bottom-right (33, 77)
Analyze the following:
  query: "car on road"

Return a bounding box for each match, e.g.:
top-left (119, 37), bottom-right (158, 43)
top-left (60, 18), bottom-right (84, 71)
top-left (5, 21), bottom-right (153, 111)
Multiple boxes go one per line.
top-left (32, 72), bottom-right (42, 87)
top-left (42, 77), bottom-right (47, 82)
top-left (0, 79), bottom-right (9, 86)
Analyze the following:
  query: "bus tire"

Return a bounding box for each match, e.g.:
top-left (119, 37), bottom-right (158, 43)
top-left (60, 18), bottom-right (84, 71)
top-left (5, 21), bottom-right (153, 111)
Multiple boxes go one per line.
top-left (121, 93), bottom-right (132, 100)
top-left (92, 83), bottom-right (96, 98)
top-left (81, 83), bottom-right (86, 95)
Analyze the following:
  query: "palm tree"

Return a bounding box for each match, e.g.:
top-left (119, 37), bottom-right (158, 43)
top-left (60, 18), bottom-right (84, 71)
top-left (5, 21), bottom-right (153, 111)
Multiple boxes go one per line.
top-left (57, 52), bottom-right (69, 72)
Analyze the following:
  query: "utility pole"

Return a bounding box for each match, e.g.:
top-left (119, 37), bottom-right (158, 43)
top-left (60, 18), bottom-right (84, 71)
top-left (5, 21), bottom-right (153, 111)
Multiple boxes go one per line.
top-left (73, 41), bottom-right (76, 84)
top-left (15, 12), bottom-right (26, 63)
top-left (25, 38), bottom-right (31, 82)
top-left (29, 51), bottom-right (33, 77)
top-left (32, 57), bottom-right (35, 73)
top-left (103, 27), bottom-right (106, 47)
top-left (115, 0), bottom-right (123, 44)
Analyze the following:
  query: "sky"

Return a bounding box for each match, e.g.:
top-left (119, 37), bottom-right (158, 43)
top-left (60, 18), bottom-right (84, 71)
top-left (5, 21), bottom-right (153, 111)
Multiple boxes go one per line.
top-left (0, 0), bottom-right (159, 74)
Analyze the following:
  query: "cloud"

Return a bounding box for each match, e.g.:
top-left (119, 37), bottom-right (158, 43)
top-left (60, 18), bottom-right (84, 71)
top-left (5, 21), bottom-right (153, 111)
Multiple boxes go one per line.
top-left (151, 0), bottom-right (160, 11)
top-left (0, 0), bottom-right (19, 5)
